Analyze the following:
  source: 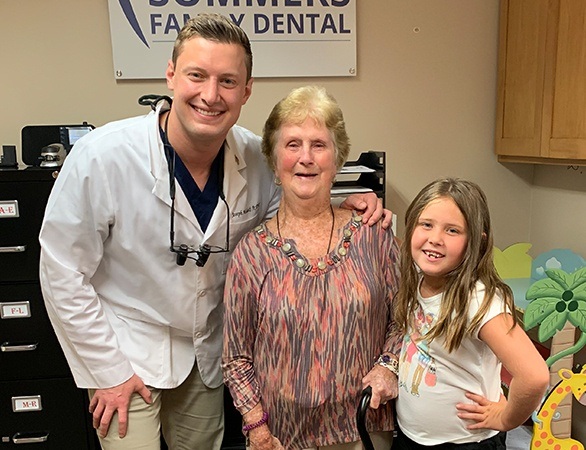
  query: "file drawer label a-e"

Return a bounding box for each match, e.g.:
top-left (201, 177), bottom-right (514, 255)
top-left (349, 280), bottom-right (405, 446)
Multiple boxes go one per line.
top-left (0, 201), bottom-right (19, 218)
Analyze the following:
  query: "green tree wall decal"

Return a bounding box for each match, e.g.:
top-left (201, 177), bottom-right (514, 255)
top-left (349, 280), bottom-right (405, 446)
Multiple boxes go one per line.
top-left (524, 267), bottom-right (586, 367)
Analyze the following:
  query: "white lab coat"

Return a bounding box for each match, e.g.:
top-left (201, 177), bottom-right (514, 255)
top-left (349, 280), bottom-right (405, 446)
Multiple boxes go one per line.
top-left (39, 102), bottom-right (280, 390)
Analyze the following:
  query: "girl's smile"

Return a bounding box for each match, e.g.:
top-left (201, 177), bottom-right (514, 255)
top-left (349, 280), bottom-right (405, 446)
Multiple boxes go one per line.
top-left (411, 197), bottom-right (468, 293)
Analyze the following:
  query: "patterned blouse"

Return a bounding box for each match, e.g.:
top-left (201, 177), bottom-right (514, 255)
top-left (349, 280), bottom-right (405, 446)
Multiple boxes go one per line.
top-left (222, 212), bottom-right (401, 448)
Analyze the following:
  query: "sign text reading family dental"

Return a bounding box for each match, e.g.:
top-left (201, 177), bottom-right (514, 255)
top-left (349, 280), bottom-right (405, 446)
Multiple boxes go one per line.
top-left (150, 12), bottom-right (350, 35)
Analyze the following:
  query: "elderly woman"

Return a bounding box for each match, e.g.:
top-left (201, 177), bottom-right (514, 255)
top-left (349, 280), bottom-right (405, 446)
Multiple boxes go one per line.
top-left (222, 86), bottom-right (401, 450)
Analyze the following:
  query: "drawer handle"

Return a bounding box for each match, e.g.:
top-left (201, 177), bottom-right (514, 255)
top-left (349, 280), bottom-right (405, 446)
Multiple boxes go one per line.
top-left (0, 245), bottom-right (26, 253)
top-left (12, 431), bottom-right (49, 444)
top-left (1, 342), bottom-right (38, 352)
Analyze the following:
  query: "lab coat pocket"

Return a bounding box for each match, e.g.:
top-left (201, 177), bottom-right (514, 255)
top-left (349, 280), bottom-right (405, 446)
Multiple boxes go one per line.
top-left (109, 307), bottom-right (171, 379)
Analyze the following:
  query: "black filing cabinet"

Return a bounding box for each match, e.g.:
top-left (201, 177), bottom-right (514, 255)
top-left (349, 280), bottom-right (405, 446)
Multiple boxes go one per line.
top-left (0, 167), bottom-right (97, 449)
top-left (0, 167), bottom-right (244, 449)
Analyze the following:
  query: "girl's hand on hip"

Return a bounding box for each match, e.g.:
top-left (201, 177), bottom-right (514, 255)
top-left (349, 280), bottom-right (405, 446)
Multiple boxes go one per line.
top-left (456, 392), bottom-right (510, 431)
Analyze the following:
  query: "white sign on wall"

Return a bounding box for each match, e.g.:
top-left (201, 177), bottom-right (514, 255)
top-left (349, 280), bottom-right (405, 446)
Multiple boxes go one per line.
top-left (107, 0), bottom-right (356, 79)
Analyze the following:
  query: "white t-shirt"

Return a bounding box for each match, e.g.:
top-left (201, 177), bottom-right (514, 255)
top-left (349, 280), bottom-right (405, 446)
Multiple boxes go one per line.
top-left (396, 280), bottom-right (508, 445)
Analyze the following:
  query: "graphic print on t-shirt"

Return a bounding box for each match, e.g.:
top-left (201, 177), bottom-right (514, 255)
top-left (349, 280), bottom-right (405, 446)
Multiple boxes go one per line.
top-left (399, 306), bottom-right (437, 396)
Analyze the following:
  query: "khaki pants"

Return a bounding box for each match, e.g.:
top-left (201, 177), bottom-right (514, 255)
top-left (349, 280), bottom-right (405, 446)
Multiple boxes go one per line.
top-left (89, 364), bottom-right (224, 450)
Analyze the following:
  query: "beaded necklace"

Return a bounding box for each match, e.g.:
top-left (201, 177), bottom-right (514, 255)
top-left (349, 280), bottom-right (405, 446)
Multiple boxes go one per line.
top-left (276, 204), bottom-right (335, 255)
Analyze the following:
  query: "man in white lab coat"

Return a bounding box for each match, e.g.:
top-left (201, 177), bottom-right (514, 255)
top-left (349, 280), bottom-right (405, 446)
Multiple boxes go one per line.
top-left (39, 13), bottom-right (386, 450)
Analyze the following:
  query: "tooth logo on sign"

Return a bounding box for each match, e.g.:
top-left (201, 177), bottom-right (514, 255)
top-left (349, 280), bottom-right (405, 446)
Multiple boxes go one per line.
top-left (118, 0), bottom-right (150, 48)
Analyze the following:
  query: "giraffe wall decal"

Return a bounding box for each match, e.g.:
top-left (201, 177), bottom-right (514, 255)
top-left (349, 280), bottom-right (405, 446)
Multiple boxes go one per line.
top-left (531, 364), bottom-right (586, 450)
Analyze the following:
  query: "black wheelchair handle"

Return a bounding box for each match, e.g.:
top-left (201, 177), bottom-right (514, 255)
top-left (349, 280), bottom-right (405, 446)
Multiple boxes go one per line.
top-left (356, 386), bottom-right (375, 450)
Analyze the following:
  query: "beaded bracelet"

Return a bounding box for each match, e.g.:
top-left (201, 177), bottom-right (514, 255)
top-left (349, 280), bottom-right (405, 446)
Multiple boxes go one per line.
top-left (376, 354), bottom-right (399, 376)
top-left (242, 411), bottom-right (269, 433)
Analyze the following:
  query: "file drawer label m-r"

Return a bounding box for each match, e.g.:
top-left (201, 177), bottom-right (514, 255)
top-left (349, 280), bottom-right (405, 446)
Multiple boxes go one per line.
top-left (12, 395), bottom-right (42, 412)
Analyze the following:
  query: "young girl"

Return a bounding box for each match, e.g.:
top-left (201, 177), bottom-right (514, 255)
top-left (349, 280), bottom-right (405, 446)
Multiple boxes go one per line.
top-left (392, 178), bottom-right (549, 449)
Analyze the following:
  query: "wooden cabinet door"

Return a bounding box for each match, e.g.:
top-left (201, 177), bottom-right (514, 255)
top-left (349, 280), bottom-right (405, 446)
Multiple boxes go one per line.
top-left (545, 0), bottom-right (586, 159)
top-left (496, 0), bottom-right (586, 164)
top-left (495, 0), bottom-right (549, 158)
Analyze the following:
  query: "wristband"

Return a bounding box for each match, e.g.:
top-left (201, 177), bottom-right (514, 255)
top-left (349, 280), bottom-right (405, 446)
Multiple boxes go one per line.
top-left (376, 354), bottom-right (399, 376)
top-left (242, 411), bottom-right (269, 433)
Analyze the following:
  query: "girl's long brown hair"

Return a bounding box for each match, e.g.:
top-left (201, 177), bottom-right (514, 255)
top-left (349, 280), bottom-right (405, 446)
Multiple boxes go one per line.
top-left (394, 178), bottom-right (516, 352)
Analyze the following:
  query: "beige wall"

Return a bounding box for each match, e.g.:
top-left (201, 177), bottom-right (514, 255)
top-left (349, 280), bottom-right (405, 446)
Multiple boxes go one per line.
top-left (1, 0), bottom-right (585, 441)
top-left (0, 0), bottom-right (537, 248)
